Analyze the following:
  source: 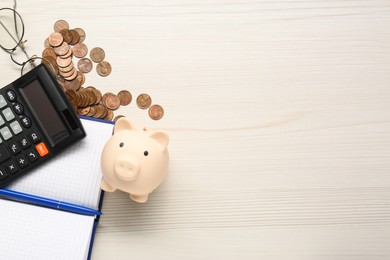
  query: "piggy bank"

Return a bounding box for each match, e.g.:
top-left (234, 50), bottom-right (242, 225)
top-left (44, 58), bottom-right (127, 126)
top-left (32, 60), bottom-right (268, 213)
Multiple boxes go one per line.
top-left (100, 117), bottom-right (169, 203)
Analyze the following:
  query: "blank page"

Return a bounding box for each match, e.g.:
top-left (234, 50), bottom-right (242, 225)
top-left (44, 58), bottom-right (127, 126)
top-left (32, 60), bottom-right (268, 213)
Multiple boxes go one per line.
top-left (8, 118), bottom-right (113, 209)
top-left (0, 198), bottom-right (94, 260)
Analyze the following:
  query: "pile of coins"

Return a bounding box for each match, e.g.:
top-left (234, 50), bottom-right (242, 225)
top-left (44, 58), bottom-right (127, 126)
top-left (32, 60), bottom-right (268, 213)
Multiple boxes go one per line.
top-left (41, 20), bottom-right (164, 121)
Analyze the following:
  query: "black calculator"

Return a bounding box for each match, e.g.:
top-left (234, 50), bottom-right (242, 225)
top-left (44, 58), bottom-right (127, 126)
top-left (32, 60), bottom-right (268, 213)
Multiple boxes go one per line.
top-left (0, 64), bottom-right (86, 187)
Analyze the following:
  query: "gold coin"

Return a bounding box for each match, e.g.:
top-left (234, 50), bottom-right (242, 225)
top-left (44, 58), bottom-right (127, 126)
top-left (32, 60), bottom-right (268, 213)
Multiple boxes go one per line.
top-left (104, 93), bottom-right (120, 110)
top-left (148, 104), bottom-right (164, 120)
top-left (90, 47), bottom-right (105, 63)
top-left (96, 61), bottom-right (112, 77)
top-left (74, 28), bottom-right (86, 43)
top-left (136, 93), bottom-right (152, 109)
top-left (54, 41), bottom-right (70, 56)
top-left (73, 43), bottom-right (88, 58)
top-left (77, 58), bottom-right (93, 73)
top-left (117, 90), bottom-right (132, 106)
top-left (59, 29), bottom-right (73, 44)
top-left (54, 20), bottom-right (69, 32)
top-left (48, 32), bottom-right (64, 47)
top-left (69, 29), bottom-right (80, 45)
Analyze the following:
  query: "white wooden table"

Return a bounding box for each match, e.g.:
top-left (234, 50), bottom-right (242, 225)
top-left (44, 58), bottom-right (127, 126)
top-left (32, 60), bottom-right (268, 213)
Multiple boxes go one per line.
top-left (1, 0), bottom-right (390, 259)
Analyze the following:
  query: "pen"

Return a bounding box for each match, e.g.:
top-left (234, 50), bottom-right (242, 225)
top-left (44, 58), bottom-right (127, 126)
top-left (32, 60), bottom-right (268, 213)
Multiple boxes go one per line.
top-left (0, 188), bottom-right (102, 216)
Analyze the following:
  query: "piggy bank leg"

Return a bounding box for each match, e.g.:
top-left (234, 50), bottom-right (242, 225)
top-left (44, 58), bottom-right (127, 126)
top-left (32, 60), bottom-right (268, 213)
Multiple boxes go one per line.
top-left (101, 179), bottom-right (116, 192)
top-left (130, 194), bottom-right (149, 203)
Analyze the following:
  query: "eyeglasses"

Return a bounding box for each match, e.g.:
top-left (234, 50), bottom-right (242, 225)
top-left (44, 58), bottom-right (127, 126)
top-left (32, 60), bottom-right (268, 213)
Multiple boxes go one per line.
top-left (0, 6), bottom-right (37, 74)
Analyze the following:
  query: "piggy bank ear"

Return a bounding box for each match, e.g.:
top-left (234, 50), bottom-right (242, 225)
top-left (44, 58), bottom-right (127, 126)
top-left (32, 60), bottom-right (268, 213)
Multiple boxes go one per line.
top-left (149, 131), bottom-right (169, 151)
top-left (114, 118), bottom-right (136, 133)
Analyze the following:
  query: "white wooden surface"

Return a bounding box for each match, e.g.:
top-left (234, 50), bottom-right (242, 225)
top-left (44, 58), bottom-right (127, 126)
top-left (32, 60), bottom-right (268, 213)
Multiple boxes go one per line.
top-left (1, 0), bottom-right (390, 259)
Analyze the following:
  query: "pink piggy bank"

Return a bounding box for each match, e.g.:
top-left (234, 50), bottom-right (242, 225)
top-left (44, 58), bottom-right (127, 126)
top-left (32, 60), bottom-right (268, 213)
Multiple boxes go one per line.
top-left (100, 117), bottom-right (169, 203)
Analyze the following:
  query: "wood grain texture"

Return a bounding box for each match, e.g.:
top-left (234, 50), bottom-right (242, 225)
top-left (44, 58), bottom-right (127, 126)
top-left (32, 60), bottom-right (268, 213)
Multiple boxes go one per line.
top-left (1, 0), bottom-right (390, 259)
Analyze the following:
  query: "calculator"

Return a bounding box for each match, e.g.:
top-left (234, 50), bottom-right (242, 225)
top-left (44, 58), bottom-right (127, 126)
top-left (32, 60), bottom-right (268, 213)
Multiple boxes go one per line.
top-left (0, 64), bottom-right (86, 187)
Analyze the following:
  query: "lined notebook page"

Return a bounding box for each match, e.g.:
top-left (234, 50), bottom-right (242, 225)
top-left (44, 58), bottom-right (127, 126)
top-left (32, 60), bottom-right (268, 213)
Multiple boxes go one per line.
top-left (8, 118), bottom-right (113, 209)
top-left (0, 198), bottom-right (94, 260)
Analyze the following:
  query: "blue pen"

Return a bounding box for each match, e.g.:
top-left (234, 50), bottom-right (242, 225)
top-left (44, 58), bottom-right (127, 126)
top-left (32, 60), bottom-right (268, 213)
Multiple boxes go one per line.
top-left (0, 188), bottom-right (102, 216)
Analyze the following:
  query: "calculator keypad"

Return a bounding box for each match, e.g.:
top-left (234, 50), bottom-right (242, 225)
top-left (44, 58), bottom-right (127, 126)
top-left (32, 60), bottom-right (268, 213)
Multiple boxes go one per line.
top-left (0, 92), bottom-right (50, 179)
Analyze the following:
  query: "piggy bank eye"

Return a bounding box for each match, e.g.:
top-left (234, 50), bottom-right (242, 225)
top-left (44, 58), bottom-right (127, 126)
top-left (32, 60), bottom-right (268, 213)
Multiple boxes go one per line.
top-left (144, 151), bottom-right (149, 156)
top-left (119, 142), bottom-right (124, 147)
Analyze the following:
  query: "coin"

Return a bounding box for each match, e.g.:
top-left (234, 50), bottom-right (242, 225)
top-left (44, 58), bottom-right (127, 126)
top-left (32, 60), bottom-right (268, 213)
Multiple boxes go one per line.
top-left (93, 104), bottom-right (105, 118)
top-left (54, 41), bottom-right (70, 56)
top-left (136, 93), bottom-right (152, 109)
top-left (104, 109), bottom-right (114, 121)
top-left (59, 63), bottom-right (74, 73)
top-left (96, 61), bottom-right (112, 77)
top-left (86, 106), bottom-right (96, 117)
top-left (60, 46), bottom-right (73, 59)
top-left (44, 38), bottom-right (50, 48)
top-left (56, 56), bottom-right (72, 68)
top-left (77, 58), bottom-right (93, 73)
top-left (64, 68), bottom-right (78, 81)
top-left (74, 28), bottom-right (86, 43)
top-left (59, 29), bottom-right (73, 44)
top-left (76, 71), bottom-right (85, 85)
top-left (41, 56), bottom-right (58, 76)
top-left (73, 43), bottom-right (88, 58)
top-left (54, 20), bottom-right (69, 32)
top-left (148, 104), bottom-right (164, 120)
top-left (104, 93), bottom-right (120, 110)
top-left (64, 78), bottom-right (81, 91)
top-left (48, 32), bottom-right (64, 47)
top-left (113, 115), bottom-right (125, 122)
top-left (42, 48), bottom-right (57, 59)
top-left (78, 106), bottom-right (90, 116)
top-left (117, 90), bottom-right (132, 106)
top-left (69, 29), bottom-right (80, 45)
top-left (90, 47), bottom-right (105, 63)
top-left (59, 67), bottom-right (75, 78)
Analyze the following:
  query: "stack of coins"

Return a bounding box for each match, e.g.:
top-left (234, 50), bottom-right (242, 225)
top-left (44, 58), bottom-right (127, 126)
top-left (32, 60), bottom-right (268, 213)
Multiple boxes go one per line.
top-left (41, 19), bottom-right (164, 121)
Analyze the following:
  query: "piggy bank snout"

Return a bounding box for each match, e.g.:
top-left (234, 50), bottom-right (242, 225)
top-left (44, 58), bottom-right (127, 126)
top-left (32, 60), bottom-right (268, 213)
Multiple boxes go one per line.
top-left (114, 156), bottom-right (139, 181)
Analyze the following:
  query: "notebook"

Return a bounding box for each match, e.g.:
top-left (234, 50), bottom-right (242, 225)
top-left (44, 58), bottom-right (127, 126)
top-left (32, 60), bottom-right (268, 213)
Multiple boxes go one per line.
top-left (0, 116), bottom-right (114, 260)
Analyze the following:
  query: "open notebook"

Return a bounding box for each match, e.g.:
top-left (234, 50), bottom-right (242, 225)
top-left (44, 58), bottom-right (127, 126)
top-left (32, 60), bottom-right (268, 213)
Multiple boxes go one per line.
top-left (1, 117), bottom-right (114, 260)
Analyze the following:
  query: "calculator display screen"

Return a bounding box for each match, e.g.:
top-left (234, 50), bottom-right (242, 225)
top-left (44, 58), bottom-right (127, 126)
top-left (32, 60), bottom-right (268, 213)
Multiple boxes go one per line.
top-left (20, 80), bottom-right (69, 146)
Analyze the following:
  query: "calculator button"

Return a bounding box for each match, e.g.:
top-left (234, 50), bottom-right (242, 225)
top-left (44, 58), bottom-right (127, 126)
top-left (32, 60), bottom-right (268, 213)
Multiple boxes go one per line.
top-left (36, 142), bottom-right (49, 157)
top-left (13, 103), bottom-right (24, 115)
top-left (6, 90), bottom-right (16, 102)
top-left (2, 107), bottom-right (15, 121)
top-left (16, 155), bottom-right (28, 169)
top-left (0, 167), bottom-right (8, 181)
top-left (0, 126), bottom-right (12, 140)
top-left (0, 115), bottom-right (4, 126)
top-left (0, 95), bottom-right (7, 108)
top-left (10, 121), bottom-right (22, 135)
top-left (21, 116), bottom-right (31, 128)
top-left (0, 146), bottom-right (10, 163)
top-left (29, 131), bottom-right (40, 143)
top-left (26, 149), bottom-right (39, 163)
top-left (8, 142), bottom-right (21, 155)
top-left (19, 136), bottom-right (31, 149)
top-left (5, 160), bottom-right (18, 175)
